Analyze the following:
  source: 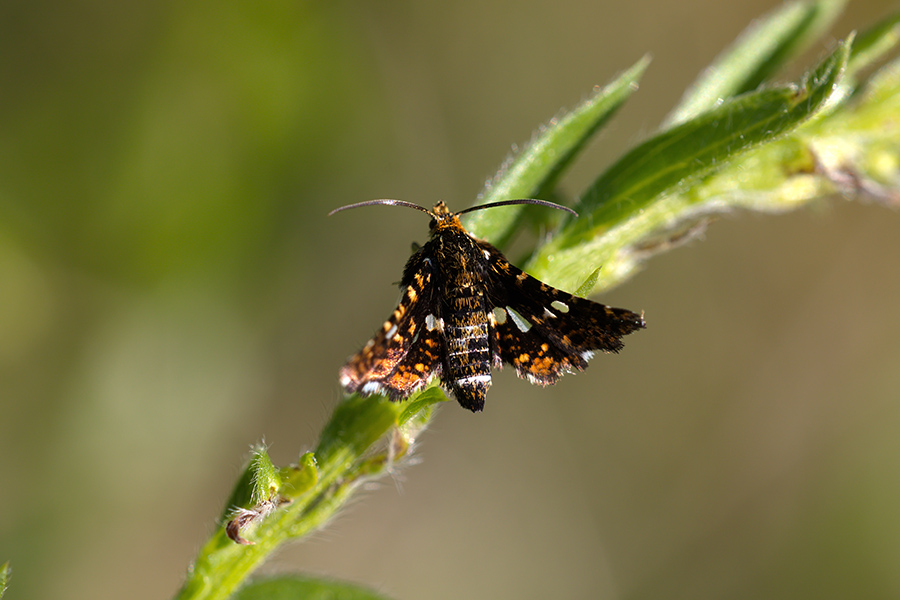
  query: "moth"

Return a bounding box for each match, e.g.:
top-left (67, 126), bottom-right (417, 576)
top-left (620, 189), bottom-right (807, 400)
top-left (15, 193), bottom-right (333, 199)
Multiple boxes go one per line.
top-left (330, 199), bottom-right (645, 412)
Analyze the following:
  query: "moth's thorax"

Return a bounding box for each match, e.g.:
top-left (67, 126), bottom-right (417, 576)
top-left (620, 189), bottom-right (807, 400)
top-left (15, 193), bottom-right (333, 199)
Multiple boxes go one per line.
top-left (432, 227), bottom-right (486, 288)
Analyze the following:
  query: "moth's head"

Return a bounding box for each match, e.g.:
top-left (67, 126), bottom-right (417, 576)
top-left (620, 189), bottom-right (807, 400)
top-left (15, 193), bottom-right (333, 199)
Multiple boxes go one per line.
top-left (428, 201), bottom-right (462, 233)
top-left (431, 201), bottom-right (452, 217)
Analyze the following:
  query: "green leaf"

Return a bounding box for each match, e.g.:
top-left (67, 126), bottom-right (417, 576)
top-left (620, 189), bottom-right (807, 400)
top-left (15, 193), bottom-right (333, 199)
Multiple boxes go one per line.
top-left (281, 452), bottom-right (319, 496)
top-left (464, 55), bottom-right (651, 246)
top-left (248, 446), bottom-right (281, 505)
top-left (219, 445), bottom-right (304, 522)
top-left (0, 562), bottom-right (9, 600)
top-left (574, 267), bottom-right (601, 297)
top-left (398, 385), bottom-right (449, 426)
top-left (664, 0), bottom-right (845, 128)
top-left (233, 576), bottom-right (392, 600)
top-left (527, 36), bottom-right (851, 292)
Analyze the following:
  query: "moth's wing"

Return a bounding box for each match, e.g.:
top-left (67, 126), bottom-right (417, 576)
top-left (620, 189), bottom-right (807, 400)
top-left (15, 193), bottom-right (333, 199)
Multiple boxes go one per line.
top-left (339, 254), bottom-right (443, 399)
top-left (480, 241), bottom-right (645, 385)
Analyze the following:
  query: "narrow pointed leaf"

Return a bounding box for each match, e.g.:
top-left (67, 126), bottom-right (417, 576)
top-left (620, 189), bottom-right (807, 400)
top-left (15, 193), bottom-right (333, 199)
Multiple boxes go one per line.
top-left (248, 447), bottom-right (281, 505)
top-left (398, 385), bottom-right (448, 425)
top-left (465, 56), bottom-right (650, 245)
top-left (664, 0), bottom-right (845, 128)
top-left (575, 267), bottom-right (601, 297)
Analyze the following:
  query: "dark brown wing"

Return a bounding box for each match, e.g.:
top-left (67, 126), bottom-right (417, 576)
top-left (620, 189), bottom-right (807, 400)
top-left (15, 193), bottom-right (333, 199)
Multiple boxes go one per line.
top-left (480, 241), bottom-right (645, 385)
top-left (339, 253), bottom-right (443, 399)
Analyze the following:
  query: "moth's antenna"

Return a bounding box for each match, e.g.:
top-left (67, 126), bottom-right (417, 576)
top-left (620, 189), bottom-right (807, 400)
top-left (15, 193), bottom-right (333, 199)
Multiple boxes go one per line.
top-left (328, 199), bottom-right (433, 217)
top-left (456, 198), bottom-right (578, 217)
top-left (328, 198), bottom-right (577, 218)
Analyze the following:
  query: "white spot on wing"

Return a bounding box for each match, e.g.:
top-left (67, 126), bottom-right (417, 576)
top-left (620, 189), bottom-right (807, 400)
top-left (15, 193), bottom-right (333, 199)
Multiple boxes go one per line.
top-left (483, 249), bottom-right (491, 260)
top-left (581, 350), bottom-right (595, 361)
top-left (425, 314), bottom-right (445, 332)
top-left (543, 307), bottom-right (556, 319)
top-left (386, 324), bottom-right (398, 339)
top-left (551, 300), bottom-right (570, 313)
top-left (492, 307), bottom-right (507, 325)
top-left (507, 307), bottom-right (532, 332)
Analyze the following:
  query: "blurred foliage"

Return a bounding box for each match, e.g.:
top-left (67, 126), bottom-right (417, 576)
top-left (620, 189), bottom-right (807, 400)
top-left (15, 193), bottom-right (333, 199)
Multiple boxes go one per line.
top-left (0, 2), bottom-right (372, 286)
top-left (0, 3), bottom-right (393, 599)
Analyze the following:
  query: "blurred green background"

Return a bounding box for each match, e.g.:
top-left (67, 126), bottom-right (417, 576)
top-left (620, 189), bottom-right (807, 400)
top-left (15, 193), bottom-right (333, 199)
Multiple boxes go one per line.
top-left (2, 1), bottom-right (899, 599)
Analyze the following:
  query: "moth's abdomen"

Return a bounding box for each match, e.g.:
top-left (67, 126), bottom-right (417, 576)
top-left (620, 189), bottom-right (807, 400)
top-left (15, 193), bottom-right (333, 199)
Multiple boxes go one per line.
top-left (443, 289), bottom-right (492, 412)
